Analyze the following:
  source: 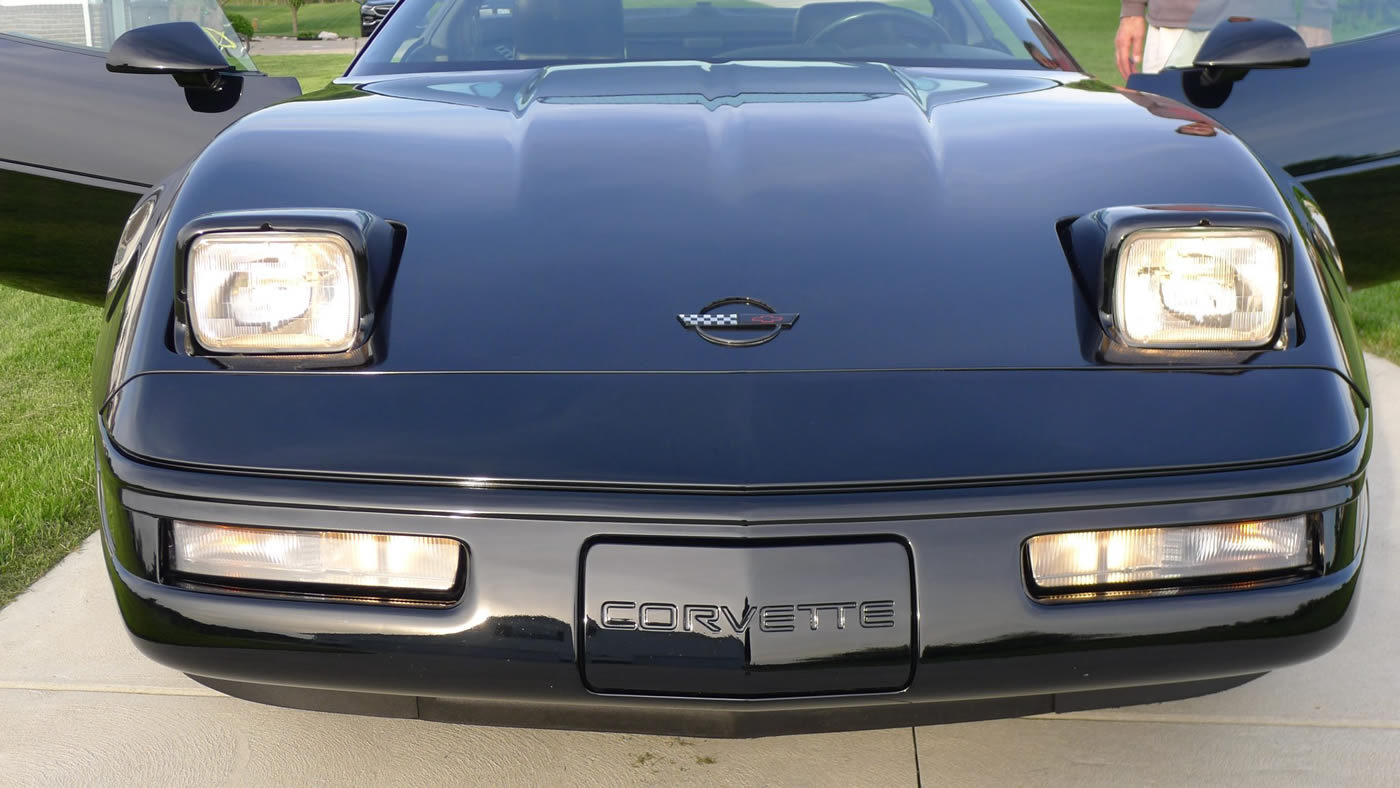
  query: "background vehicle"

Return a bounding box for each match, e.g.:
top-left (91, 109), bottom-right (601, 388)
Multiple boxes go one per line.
top-left (360, 0), bottom-right (397, 38)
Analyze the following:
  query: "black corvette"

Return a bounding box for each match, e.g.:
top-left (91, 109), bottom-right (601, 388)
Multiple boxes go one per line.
top-left (0, 0), bottom-right (1392, 737)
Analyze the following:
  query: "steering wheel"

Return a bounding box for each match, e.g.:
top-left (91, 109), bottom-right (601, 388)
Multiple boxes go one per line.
top-left (809, 8), bottom-right (953, 51)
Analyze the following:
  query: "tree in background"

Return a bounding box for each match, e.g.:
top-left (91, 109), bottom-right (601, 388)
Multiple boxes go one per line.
top-left (284, 0), bottom-right (306, 37)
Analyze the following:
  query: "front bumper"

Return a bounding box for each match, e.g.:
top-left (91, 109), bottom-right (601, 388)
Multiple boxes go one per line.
top-left (96, 424), bottom-right (1370, 737)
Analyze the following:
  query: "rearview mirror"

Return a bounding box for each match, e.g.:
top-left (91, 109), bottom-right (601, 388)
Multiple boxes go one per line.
top-left (107, 22), bottom-right (233, 90)
top-left (1192, 17), bottom-right (1310, 86)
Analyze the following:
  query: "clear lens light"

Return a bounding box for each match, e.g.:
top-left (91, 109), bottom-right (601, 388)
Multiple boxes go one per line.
top-left (171, 522), bottom-right (461, 593)
top-left (1028, 516), bottom-right (1311, 591)
top-left (187, 232), bottom-right (358, 353)
top-left (110, 196), bottom-right (156, 292)
top-left (1115, 229), bottom-right (1282, 347)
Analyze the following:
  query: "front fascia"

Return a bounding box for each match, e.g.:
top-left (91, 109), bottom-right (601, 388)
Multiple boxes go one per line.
top-left (101, 365), bottom-right (1366, 490)
top-left (95, 415), bottom-right (1369, 729)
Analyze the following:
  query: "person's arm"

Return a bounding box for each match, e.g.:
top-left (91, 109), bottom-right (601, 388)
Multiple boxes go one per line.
top-left (1116, 0), bottom-right (1147, 80)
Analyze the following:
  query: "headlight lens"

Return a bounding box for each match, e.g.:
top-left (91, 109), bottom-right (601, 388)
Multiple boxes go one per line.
top-left (187, 231), bottom-right (358, 353)
top-left (171, 521), bottom-right (463, 597)
top-left (1027, 516), bottom-right (1312, 597)
top-left (1115, 228), bottom-right (1282, 347)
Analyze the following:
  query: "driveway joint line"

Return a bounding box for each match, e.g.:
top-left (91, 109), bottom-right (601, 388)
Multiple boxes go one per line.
top-left (911, 726), bottom-right (922, 787)
top-left (1028, 712), bottom-right (1400, 731)
top-left (0, 680), bottom-right (223, 698)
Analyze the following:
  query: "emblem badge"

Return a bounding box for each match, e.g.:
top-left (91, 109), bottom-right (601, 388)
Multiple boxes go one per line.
top-left (677, 297), bottom-right (799, 347)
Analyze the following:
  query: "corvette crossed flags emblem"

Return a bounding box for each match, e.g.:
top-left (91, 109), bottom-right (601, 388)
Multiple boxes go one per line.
top-left (677, 312), bottom-right (798, 328)
top-left (677, 298), bottom-right (799, 347)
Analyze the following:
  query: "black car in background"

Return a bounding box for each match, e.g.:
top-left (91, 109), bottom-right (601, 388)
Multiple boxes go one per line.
top-left (360, 0), bottom-right (397, 37)
top-left (0, 0), bottom-right (1394, 738)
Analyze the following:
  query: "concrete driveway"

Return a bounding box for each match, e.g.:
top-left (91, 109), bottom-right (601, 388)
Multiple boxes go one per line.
top-left (248, 37), bottom-right (366, 57)
top-left (2, 356), bottom-right (1395, 787)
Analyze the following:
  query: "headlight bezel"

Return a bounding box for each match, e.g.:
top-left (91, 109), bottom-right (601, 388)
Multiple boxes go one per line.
top-left (1070, 206), bottom-right (1295, 353)
top-left (174, 209), bottom-right (399, 361)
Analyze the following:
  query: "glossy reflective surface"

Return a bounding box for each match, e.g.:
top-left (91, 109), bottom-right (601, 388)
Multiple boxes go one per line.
top-left (106, 64), bottom-right (1359, 381)
top-left (106, 368), bottom-right (1361, 488)
top-left (106, 21), bottom-right (236, 76)
top-left (95, 427), bottom-right (1369, 734)
top-left (1129, 30), bottom-right (1400, 288)
top-left (0, 168), bottom-right (136, 303)
top-left (1190, 17), bottom-right (1310, 70)
top-left (1, 4), bottom-right (1378, 732)
top-left (0, 32), bottom-right (298, 300)
top-left (582, 541), bottom-right (914, 696)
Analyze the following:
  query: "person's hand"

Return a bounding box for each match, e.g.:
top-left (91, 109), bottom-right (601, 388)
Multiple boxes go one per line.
top-left (1115, 15), bottom-right (1147, 80)
top-left (1297, 25), bottom-right (1333, 48)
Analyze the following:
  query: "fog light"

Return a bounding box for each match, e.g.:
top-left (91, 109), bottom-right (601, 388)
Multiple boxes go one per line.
top-left (1026, 516), bottom-right (1312, 597)
top-left (170, 522), bottom-right (463, 600)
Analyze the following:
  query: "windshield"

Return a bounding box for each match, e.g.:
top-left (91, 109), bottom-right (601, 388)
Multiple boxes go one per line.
top-left (350, 0), bottom-right (1074, 75)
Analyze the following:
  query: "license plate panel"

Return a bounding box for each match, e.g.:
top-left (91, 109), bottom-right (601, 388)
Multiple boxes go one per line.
top-left (582, 540), bottom-right (914, 697)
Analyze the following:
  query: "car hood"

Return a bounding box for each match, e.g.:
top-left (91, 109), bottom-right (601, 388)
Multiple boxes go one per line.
top-left (167, 62), bottom-right (1293, 374)
top-left (117, 64), bottom-right (1358, 488)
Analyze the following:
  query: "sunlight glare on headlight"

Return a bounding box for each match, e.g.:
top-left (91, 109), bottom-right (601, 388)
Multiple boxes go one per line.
top-left (187, 231), bottom-right (358, 353)
top-left (1116, 229), bottom-right (1282, 347)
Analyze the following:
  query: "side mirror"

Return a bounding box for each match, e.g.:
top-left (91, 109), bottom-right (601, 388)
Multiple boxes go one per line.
top-left (107, 22), bottom-right (233, 90)
top-left (1192, 17), bottom-right (1310, 86)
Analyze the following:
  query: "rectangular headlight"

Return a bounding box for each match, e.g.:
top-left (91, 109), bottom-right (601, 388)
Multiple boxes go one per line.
top-left (170, 521), bottom-right (463, 600)
top-left (187, 232), bottom-right (359, 353)
top-left (1114, 228), bottom-right (1282, 347)
top-left (1026, 516), bottom-right (1312, 597)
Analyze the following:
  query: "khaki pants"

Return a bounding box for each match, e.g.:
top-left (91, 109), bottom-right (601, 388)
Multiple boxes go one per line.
top-left (1141, 26), bottom-right (1211, 73)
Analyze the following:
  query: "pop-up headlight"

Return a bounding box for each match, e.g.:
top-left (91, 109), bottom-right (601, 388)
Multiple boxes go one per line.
top-left (187, 232), bottom-right (358, 353)
top-left (177, 209), bottom-right (399, 358)
top-left (1115, 228), bottom-right (1282, 347)
top-left (1068, 207), bottom-right (1291, 352)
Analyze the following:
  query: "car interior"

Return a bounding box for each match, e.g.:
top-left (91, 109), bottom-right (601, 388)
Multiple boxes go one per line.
top-left (385, 0), bottom-right (1027, 67)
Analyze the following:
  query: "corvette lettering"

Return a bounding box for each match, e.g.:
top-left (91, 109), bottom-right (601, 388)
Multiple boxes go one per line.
top-left (598, 600), bottom-right (897, 633)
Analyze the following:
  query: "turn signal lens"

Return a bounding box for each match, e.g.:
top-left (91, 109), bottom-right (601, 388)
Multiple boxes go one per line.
top-left (170, 522), bottom-right (462, 597)
top-left (1115, 228), bottom-right (1282, 347)
top-left (1027, 516), bottom-right (1311, 595)
top-left (187, 232), bottom-right (358, 353)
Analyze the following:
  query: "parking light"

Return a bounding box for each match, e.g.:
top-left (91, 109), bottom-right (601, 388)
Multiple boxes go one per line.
top-left (170, 521), bottom-right (463, 602)
top-left (1026, 516), bottom-right (1313, 599)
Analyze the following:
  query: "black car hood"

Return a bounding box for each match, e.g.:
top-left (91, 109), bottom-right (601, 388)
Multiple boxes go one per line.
top-left (114, 63), bottom-right (1356, 488)
top-left (167, 62), bottom-right (1291, 373)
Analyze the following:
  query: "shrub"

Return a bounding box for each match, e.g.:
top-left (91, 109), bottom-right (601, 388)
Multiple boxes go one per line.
top-left (226, 13), bottom-right (255, 41)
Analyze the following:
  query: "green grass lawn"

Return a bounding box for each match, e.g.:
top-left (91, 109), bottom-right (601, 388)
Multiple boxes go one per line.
top-left (1033, 0), bottom-right (1123, 84)
top-left (0, 289), bottom-right (100, 606)
top-left (256, 53), bottom-right (355, 91)
top-left (1353, 281), bottom-right (1400, 362)
top-left (226, 2), bottom-right (363, 39)
top-left (0, 34), bottom-right (1397, 607)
